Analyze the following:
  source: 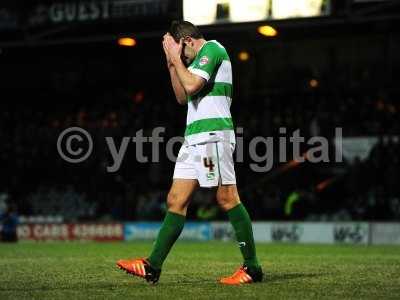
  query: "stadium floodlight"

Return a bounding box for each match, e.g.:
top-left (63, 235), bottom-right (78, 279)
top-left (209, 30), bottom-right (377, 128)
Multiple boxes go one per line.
top-left (230, 0), bottom-right (269, 22)
top-left (272, 0), bottom-right (326, 19)
top-left (118, 37), bottom-right (137, 47)
top-left (238, 51), bottom-right (250, 61)
top-left (257, 25), bottom-right (278, 37)
top-left (183, 0), bottom-right (218, 25)
top-left (309, 79), bottom-right (319, 88)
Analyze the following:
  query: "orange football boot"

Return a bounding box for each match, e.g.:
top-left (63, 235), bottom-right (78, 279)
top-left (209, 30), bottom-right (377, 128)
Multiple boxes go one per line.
top-left (116, 258), bottom-right (161, 284)
top-left (220, 265), bottom-right (263, 285)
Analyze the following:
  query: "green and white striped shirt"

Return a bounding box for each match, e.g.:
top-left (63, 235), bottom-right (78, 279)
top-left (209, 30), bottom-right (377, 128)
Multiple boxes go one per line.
top-left (185, 40), bottom-right (235, 145)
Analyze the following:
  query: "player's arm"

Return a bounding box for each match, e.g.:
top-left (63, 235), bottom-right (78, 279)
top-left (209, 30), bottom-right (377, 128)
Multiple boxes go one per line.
top-left (172, 59), bottom-right (206, 97)
top-left (163, 36), bottom-right (206, 97)
top-left (168, 66), bottom-right (188, 105)
top-left (162, 37), bottom-right (187, 105)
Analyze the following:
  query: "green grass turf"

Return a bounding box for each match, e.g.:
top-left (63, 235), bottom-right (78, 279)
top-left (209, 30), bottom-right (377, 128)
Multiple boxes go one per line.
top-left (0, 242), bottom-right (399, 299)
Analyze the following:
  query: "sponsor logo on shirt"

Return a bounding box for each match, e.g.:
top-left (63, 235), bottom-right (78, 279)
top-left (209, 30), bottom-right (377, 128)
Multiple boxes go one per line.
top-left (199, 56), bottom-right (209, 66)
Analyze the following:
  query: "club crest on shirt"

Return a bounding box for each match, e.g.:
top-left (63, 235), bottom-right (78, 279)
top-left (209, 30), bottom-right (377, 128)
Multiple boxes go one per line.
top-left (199, 56), bottom-right (209, 66)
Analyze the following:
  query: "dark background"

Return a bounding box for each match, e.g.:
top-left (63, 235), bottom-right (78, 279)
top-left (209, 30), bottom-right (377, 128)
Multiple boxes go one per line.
top-left (1, 0), bottom-right (400, 222)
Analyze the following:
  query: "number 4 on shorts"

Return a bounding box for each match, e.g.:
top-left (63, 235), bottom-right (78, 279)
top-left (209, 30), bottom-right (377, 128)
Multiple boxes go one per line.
top-left (203, 157), bottom-right (215, 172)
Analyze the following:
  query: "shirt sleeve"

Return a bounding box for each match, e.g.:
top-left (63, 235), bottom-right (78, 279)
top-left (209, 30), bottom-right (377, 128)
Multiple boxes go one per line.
top-left (188, 43), bottom-right (222, 82)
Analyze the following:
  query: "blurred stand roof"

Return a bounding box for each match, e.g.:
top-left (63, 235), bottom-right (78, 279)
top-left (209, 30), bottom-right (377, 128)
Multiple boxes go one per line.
top-left (0, 0), bottom-right (399, 47)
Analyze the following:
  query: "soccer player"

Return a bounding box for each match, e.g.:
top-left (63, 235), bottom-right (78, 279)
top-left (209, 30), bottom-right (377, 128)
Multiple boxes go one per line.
top-left (117, 21), bottom-right (263, 285)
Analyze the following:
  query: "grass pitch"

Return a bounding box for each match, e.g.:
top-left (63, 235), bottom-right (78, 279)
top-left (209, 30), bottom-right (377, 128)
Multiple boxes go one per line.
top-left (0, 241), bottom-right (399, 299)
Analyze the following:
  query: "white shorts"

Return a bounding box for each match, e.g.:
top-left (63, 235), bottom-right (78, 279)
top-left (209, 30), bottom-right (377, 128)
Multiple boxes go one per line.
top-left (173, 142), bottom-right (236, 188)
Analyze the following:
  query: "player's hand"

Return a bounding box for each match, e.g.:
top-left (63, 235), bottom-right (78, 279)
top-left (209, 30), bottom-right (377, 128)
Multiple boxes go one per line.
top-left (162, 33), bottom-right (173, 69)
top-left (164, 35), bottom-right (183, 65)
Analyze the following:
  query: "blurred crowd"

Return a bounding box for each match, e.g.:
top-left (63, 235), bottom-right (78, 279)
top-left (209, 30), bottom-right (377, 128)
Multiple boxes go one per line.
top-left (1, 85), bottom-right (399, 222)
top-left (342, 137), bottom-right (400, 220)
top-left (1, 30), bottom-right (399, 222)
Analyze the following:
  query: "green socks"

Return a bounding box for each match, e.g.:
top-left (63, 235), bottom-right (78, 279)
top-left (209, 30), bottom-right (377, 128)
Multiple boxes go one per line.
top-left (227, 203), bottom-right (260, 269)
top-left (147, 211), bottom-right (185, 270)
top-left (147, 204), bottom-right (258, 271)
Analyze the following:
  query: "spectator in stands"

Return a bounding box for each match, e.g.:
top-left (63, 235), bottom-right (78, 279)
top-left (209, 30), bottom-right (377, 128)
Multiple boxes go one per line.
top-left (0, 204), bottom-right (19, 242)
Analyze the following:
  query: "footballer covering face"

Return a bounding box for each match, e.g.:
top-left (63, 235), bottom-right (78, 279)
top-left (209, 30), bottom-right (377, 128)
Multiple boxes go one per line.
top-left (117, 21), bottom-right (263, 285)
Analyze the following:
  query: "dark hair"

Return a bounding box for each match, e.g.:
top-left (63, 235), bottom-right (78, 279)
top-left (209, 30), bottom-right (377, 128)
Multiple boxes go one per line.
top-left (169, 20), bottom-right (204, 42)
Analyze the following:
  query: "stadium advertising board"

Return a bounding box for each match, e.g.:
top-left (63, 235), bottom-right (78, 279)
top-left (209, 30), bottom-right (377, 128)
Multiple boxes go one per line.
top-left (124, 222), bottom-right (212, 241)
top-left (333, 223), bottom-right (369, 245)
top-left (255, 222), bottom-right (340, 243)
top-left (370, 223), bottom-right (400, 245)
top-left (17, 223), bottom-right (124, 241)
top-left (29, 0), bottom-right (177, 26)
top-left (0, 0), bottom-right (179, 30)
top-left (211, 222), bottom-right (235, 241)
top-left (212, 222), bottom-right (370, 244)
top-left (15, 222), bottom-right (393, 244)
top-left (271, 223), bottom-right (334, 243)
